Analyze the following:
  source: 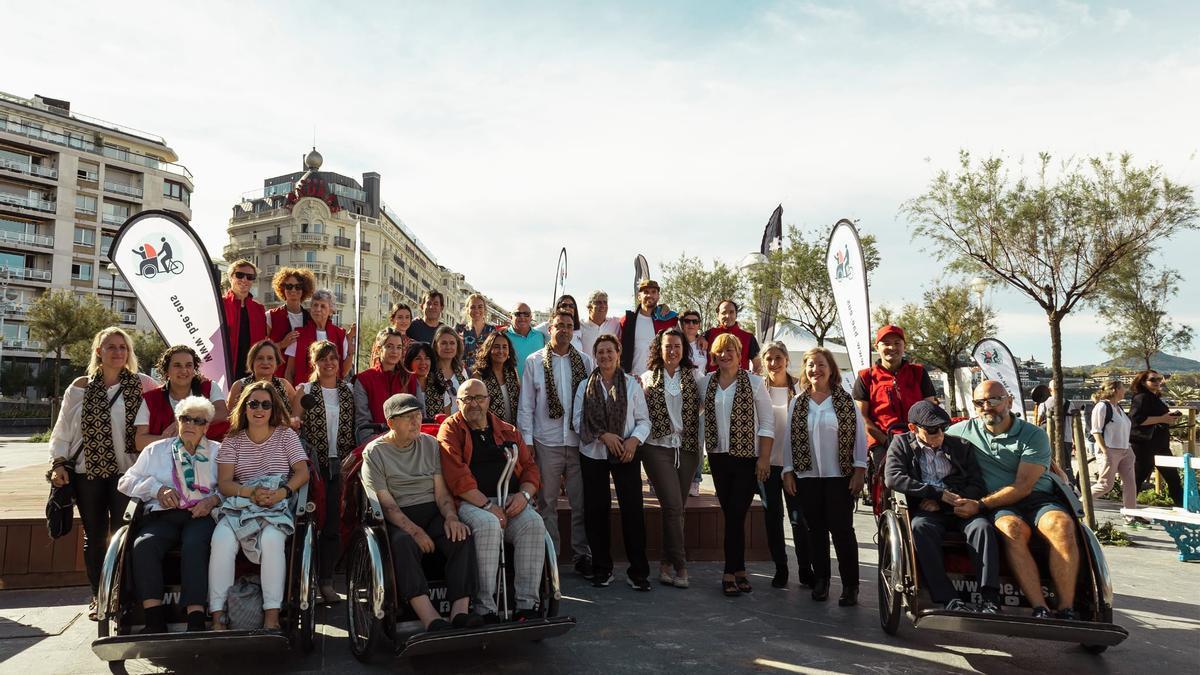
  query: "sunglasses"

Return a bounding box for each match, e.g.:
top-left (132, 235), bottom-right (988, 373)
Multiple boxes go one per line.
top-left (559, 303), bottom-right (576, 309)
top-left (512, 311), bottom-right (531, 317)
top-left (179, 415), bottom-right (209, 426)
top-left (681, 318), bottom-right (700, 325)
top-left (1148, 377), bottom-right (1164, 383)
top-left (458, 394), bottom-right (489, 404)
top-left (972, 396), bottom-right (1006, 409)
top-left (916, 424), bottom-right (946, 434)
top-left (233, 271), bottom-right (257, 281)
top-left (246, 399), bottom-right (273, 410)
top-left (283, 282), bottom-right (303, 291)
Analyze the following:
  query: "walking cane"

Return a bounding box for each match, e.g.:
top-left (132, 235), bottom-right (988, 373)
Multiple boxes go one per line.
top-left (495, 444), bottom-right (519, 621)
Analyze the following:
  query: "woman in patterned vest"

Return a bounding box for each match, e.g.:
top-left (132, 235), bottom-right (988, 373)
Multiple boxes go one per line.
top-left (48, 327), bottom-right (156, 619)
top-left (226, 340), bottom-right (298, 429)
top-left (699, 332), bottom-right (774, 596)
top-left (473, 330), bottom-right (520, 425)
top-left (426, 325), bottom-right (469, 419)
top-left (291, 340), bottom-right (356, 604)
top-left (403, 342), bottom-right (436, 422)
top-left (353, 328), bottom-right (415, 443)
top-left (781, 346), bottom-right (867, 607)
top-left (639, 327), bottom-right (701, 589)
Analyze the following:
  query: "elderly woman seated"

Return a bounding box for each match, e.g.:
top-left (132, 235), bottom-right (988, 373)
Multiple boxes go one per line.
top-left (361, 393), bottom-right (482, 631)
top-left (118, 395), bottom-right (223, 633)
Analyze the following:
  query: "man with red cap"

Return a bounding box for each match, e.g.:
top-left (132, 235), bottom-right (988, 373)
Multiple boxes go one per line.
top-left (851, 325), bottom-right (938, 482)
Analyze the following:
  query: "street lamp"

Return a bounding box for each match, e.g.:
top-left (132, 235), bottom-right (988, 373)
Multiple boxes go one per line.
top-left (106, 262), bottom-right (119, 311)
top-left (969, 277), bottom-right (989, 310)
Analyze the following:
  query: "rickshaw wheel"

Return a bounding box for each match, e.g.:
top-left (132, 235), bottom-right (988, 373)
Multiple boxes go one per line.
top-left (877, 512), bottom-right (904, 636)
top-left (346, 535), bottom-right (383, 662)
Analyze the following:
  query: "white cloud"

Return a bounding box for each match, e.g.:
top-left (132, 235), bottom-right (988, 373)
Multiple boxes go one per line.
top-left (896, 0), bottom-right (1062, 42)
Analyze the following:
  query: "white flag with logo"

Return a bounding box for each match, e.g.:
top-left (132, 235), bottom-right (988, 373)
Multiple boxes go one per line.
top-left (826, 219), bottom-right (872, 375)
top-left (971, 337), bottom-right (1025, 419)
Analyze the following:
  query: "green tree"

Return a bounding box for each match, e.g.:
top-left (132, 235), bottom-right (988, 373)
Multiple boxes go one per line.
top-left (130, 329), bottom-right (168, 376)
top-left (355, 316), bottom-right (390, 372)
top-left (660, 254), bottom-right (746, 324)
top-left (1096, 262), bottom-right (1193, 371)
top-left (904, 151), bottom-right (1198, 465)
top-left (873, 285), bottom-right (996, 414)
top-left (28, 290), bottom-right (119, 411)
top-left (747, 225), bottom-right (881, 345)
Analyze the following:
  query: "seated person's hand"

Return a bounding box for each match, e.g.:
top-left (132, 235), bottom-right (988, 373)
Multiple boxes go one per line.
top-left (190, 495), bottom-right (219, 518)
top-left (504, 492), bottom-right (529, 518)
top-left (487, 503), bottom-right (508, 529)
top-left (940, 490), bottom-right (962, 506)
top-left (919, 498), bottom-right (940, 512)
top-left (413, 528), bottom-right (435, 554)
top-left (157, 485), bottom-right (180, 509)
top-left (444, 518), bottom-right (470, 542)
top-left (953, 499), bottom-right (981, 518)
top-left (251, 486), bottom-right (273, 506)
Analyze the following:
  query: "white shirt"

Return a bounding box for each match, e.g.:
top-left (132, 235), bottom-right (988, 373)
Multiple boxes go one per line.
top-left (134, 381), bottom-right (227, 427)
top-left (1090, 400), bottom-right (1132, 450)
top-left (117, 437), bottom-right (221, 511)
top-left (767, 382), bottom-right (802, 467)
top-left (518, 347), bottom-right (595, 447)
top-left (265, 309), bottom-right (306, 332)
top-left (781, 395), bottom-right (869, 478)
top-left (49, 373), bottom-right (157, 474)
top-left (688, 339), bottom-right (707, 378)
top-left (571, 373), bottom-right (652, 460)
top-left (698, 372), bottom-right (774, 456)
top-left (301, 382), bottom-right (344, 459)
top-left (284, 330), bottom-right (349, 357)
top-left (629, 312), bottom-right (655, 377)
top-left (578, 316), bottom-right (621, 358)
top-left (533, 322), bottom-right (584, 353)
top-left (639, 367), bottom-right (700, 449)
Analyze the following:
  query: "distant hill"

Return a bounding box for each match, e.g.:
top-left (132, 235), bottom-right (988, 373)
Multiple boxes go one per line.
top-left (1094, 352), bottom-right (1200, 373)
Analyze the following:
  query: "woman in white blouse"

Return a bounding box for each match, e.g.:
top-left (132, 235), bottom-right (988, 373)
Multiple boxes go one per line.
top-left (572, 334), bottom-right (652, 591)
top-left (118, 396), bottom-right (221, 633)
top-left (700, 333), bottom-right (773, 596)
top-left (427, 325), bottom-right (470, 418)
top-left (782, 346), bottom-right (867, 607)
top-left (48, 327), bottom-right (156, 619)
top-left (1089, 380), bottom-right (1137, 518)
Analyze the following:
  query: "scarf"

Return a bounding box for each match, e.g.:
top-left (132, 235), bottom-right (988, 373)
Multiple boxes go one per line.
top-left (789, 386), bottom-right (857, 475)
top-left (301, 381), bottom-right (356, 477)
top-left (171, 438), bottom-right (214, 508)
top-left (81, 369), bottom-right (142, 479)
top-left (704, 369), bottom-right (757, 459)
top-left (579, 368), bottom-right (627, 446)
top-left (484, 367), bottom-right (520, 424)
top-left (645, 367), bottom-right (699, 453)
top-left (425, 367), bottom-right (464, 418)
top-left (544, 346), bottom-right (588, 420)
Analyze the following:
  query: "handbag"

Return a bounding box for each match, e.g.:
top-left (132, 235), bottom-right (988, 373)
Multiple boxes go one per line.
top-left (226, 575), bottom-right (265, 630)
top-left (44, 387), bottom-right (124, 539)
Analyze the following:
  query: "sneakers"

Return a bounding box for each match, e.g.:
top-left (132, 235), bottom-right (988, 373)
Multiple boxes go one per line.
top-left (1032, 606), bottom-right (1052, 619)
top-left (977, 600), bottom-right (1001, 615)
top-left (451, 612), bottom-right (485, 629)
top-left (771, 566), bottom-right (789, 589)
top-left (574, 555), bottom-right (595, 580)
top-left (513, 608), bottom-right (541, 622)
top-left (689, 482), bottom-right (701, 497)
top-left (944, 598), bottom-right (974, 612)
top-left (1055, 607), bottom-right (1078, 621)
top-left (592, 571), bottom-right (614, 588)
top-left (659, 569), bottom-right (676, 586)
top-left (627, 576), bottom-right (652, 592)
top-left (838, 585), bottom-right (859, 607)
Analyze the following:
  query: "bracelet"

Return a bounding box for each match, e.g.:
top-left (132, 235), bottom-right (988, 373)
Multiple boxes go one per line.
top-left (283, 485), bottom-right (294, 499)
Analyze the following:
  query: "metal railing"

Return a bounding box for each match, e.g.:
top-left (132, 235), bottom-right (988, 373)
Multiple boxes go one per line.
top-left (0, 227), bottom-right (53, 247)
top-left (102, 212), bottom-right (127, 225)
top-left (0, 157), bottom-right (58, 179)
top-left (334, 265), bottom-right (352, 277)
top-left (0, 192), bottom-right (56, 213)
top-left (265, 235), bottom-right (282, 246)
top-left (295, 233), bottom-right (327, 246)
top-left (120, 312), bottom-right (137, 323)
top-left (0, 118), bottom-right (193, 180)
top-left (3, 338), bottom-right (43, 351)
top-left (333, 235), bottom-right (352, 248)
top-left (77, 169), bottom-right (99, 182)
top-left (104, 182), bottom-right (143, 198)
top-left (1, 266), bottom-right (51, 281)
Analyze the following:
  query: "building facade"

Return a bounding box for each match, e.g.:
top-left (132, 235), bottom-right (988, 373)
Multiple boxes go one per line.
top-left (0, 91), bottom-right (192, 376)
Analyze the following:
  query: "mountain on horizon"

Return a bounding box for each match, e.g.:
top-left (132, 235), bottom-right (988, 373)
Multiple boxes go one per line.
top-left (1094, 351), bottom-right (1200, 373)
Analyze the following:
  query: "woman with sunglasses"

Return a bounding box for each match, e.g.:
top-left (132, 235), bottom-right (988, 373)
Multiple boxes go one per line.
top-left (473, 331), bottom-right (520, 424)
top-left (227, 340), bottom-right (298, 427)
top-left (403, 342), bottom-right (437, 422)
top-left (209, 382), bottom-right (310, 631)
top-left (134, 345), bottom-right (229, 450)
top-left (1129, 370), bottom-right (1184, 505)
top-left (458, 293), bottom-right (495, 372)
top-left (354, 328), bottom-right (415, 443)
top-left (267, 267), bottom-right (316, 376)
top-left (534, 294), bottom-right (583, 352)
top-left (118, 396), bottom-right (222, 633)
top-left (223, 259), bottom-right (268, 381)
top-left (679, 310), bottom-right (707, 497)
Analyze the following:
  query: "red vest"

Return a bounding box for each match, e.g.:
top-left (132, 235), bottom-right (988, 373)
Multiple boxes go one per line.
top-left (290, 321), bottom-right (348, 385)
top-left (223, 291), bottom-right (267, 377)
top-left (267, 305), bottom-right (309, 377)
top-left (704, 324), bottom-right (755, 372)
top-left (141, 381), bottom-right (227, 440)
top-left (857, 360), bottom-right (927, 448)
top-left (355, 365), bottom-right (416, 425)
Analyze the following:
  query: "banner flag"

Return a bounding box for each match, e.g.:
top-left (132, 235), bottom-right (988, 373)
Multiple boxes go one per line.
top-left (971, 337), bottom-right (1026, 419)
top-left (757, 205), bottom-right (783, 342)
top-left (108, 210), bottom-right (230, 390)
top-left (551, 247), bottom-right (567, 312)
top-left (826, 219), bottom-right (872, 376)
top-left (634, 254), bottom-right (649, 296)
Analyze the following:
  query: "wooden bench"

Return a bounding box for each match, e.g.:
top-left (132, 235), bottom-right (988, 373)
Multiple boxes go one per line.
top-left (1121, 454), bottom-right (1200, 562)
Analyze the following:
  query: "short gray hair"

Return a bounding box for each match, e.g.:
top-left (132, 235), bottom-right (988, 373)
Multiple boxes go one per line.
top-left (311, 288), bottom-right (334, 306)
top-left (587, 290), bottom-right (608, 308)
top-left (174, 395), bottom-right (215, 422)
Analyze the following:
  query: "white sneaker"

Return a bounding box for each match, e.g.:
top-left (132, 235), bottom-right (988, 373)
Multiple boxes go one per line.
top-left (689, 482), bottom-right (701, 497)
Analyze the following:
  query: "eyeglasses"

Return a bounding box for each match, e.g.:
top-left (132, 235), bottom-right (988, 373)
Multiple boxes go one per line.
top-left (179, 415), bottom-right (209, 426)
top-left (559, 303), bottom-right (576, 309)
top-left (1148, 377), bottom-right (1164, 383)
top-left (458, 394), bottom-right (489, 404)
top-left (283, 283), bottom-right (303, 291)
top-left (972, 396), bottom-right (1006, 409)
top-left (233, 271), bottom-right (257, 281)
top-left (512, 311), bottom-right (531, 317)
top-left (681, 318), bottom-right (700, 325)
top-left (246, 399), bottom-right (273, 410)
top-left (916, 424), bottom-right (946, 434)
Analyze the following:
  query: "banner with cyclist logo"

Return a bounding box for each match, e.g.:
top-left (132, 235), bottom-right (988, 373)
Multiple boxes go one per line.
top-left (971, 337), bottom-right (1025, 419)
top-left (109, 210), bottom-right (230, 390)
top-left (826, 218), bottom-right (872, 375)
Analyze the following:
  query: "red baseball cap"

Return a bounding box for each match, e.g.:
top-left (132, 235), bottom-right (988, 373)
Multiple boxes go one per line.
top-left (875, 325), bottom-right (906, 343)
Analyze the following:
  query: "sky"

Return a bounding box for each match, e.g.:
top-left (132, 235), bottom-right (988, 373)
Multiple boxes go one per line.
top-left (7, 0), bottom-right (1199, 367)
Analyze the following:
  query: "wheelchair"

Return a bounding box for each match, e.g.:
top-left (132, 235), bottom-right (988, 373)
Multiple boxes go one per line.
top-left (875, 477), bottom-right (1128, 653)
top-left (91, 477), bottom-right (320, 673)
top-left (340, 425), bottom-right (576, 662)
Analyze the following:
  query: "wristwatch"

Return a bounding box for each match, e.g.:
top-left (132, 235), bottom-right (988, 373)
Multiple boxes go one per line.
top-left (520, 490), bottom-right (533, 503)
top-left (282, 485), bottom-right (294, 500)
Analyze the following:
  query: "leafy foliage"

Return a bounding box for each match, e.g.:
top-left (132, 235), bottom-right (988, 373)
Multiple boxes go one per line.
top-left (660, 254), bottom-right (746, 325)
top-left (27, 290), bottom-right (119, 400)
top-left (1096, 262), bottom-right (1193, 371)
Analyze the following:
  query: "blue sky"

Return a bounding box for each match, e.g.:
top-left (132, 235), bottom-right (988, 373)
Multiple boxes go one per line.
top-left (8, 0), bottom-right (1199, 366)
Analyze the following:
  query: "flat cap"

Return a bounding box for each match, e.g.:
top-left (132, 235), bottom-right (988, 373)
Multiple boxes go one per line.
top-left (383, 393), bottom-right (422, 419)
top-left (907, 400), bottom-right (950, 427)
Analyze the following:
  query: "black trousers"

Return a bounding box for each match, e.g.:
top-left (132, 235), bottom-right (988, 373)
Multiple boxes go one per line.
top-left (76, 474), bottom-right (130, 594)
top-left (132, 509), bottom-right (217, 606)
top-left (910, 511), bottom-right (999, 604)
top-left (1133, 442), bottom-right (1184, 506)
top-left (758, 466), bottom-right (813, 580)
top-left (319, 470), bottom-right (342, 582)
top-left (386, 502), bottom-right (477, 604)
top-left (796, 476), bottom-right (859, 587)
top-left (709, 454), bottom-right (758, 575)
top-left (579, 454), bottom-right (649, 580)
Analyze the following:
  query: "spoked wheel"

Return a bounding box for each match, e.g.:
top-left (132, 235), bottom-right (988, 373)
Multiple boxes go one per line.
top-left (539, 553), bottom-right (560, 619)
top-left (877, 512), bottom-right (904, 636)
top-left (298, 525), bottom-right (318, 653)
top-left (346, 536), bottom-right (383, 663)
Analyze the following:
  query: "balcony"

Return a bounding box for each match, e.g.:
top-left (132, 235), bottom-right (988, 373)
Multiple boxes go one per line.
top-left (102, 212), bottom-right (128, 226)
top-left (0, 119), bottom-right (193, 180)
top-left (2, 266), bottom-right (51, 282)
top-left (361, 241), bottom-right (371, 252)
top-left (2, 338), bottom-right (43, 351)
top-left (77, 169), bottom-right (99, 183)
top-left (0, 192), bottom-right (56, 213)
top-left (295, 233), bottom-right (327, 246)
top-left (1, 302), bottom-right (28, 318)
top-left (361, 268), bottom-right (370, 280)
top-left (392, 254), bottom-right (404, 268)
top-left (119, 311), bottom-right (137, 324)
top-left (0, 227), bottom-right (54, 248)
top-left (104, 182), bottom-right (144, 199)
top-left (390, 279), bottom-right (403, 292)
top-left (265, 235), bottom-right (282, 246)
top-left (333, 235), bottom-right (352, 248)
top-left (334, 265), bottom-right (352, 278)
top-left (334, 292), bottom-right (347, 304)
top-left (0, 157), bottom-right (58, 180)
top-left (99, 275), bottom-right (131, 292)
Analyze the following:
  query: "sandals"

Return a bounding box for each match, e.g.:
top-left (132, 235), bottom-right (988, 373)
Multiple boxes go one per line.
top-left (722, 577), bottom-right (740, 596)
top-left (735, 574), bottom-right (753, 594)
top-left (88, 597), bottom-right (98, 622)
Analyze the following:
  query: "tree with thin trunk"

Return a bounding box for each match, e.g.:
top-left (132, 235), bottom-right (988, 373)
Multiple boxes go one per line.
top-left (660, 254), bottom-right (746, 325)
top-left (903, 151), bottom-right (1197, 466)
top-left (1096, 261), bottom-right (1192, 371)
top-left (28, 290), bottom-right (119, 424)
top-left (873, 285), bottom-right (996, 415)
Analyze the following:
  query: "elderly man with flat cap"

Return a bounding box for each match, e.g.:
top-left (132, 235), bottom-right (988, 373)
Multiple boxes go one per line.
top-left (885, 401), bottom-right (1000, 613)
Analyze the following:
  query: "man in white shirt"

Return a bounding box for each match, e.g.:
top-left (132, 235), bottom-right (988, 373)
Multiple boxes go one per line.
top-left (578, 290), bottom-right (621, 358)
top-left (619, 279), bottom-right (677, 377)
top-left (518, 311), bottom-right (595, 578)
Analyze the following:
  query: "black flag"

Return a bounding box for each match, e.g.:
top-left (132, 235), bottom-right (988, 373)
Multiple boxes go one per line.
top-left (757, 205), bottom-right (784, 342)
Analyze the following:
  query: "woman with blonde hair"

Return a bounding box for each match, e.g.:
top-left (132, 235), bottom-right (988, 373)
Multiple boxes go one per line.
top-left (458, 292), bottom-right (495, 372)
top-left (48, 327), bottom-right (156, 619)
top-left (1089, 380), bottom-right (1137, 519)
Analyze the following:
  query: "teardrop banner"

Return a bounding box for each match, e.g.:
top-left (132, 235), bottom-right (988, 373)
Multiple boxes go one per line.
top-left (757, 205), bottom-right (783, 343)
top-left (108, 210), bottom-right (230, 391)
top-left (971, 337), bottom-right (1026, 419)
top-left (634, 254), bottom-right (649, 296)
top-left (826, 218), bottom-right (872, 376)
top-left (551, 247), bottom-right (568, 312)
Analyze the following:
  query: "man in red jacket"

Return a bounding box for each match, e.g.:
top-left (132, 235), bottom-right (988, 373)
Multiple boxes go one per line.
top-left (222, 259), bottom-right (268, 381)
top-left (439, 379), bottom-right (545, 622)
top-left (619, 279), bottom-right (677, 376)
top-left (703, 299), bottom-right (761, 374)
top-left (852, 325), bottom-right (938, 471)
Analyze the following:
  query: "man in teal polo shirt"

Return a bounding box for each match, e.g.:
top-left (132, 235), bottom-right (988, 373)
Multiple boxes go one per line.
top-left (946, 380), bottom-right (1080, 620)
top-left (505, 302), bottom-right (547, 379)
